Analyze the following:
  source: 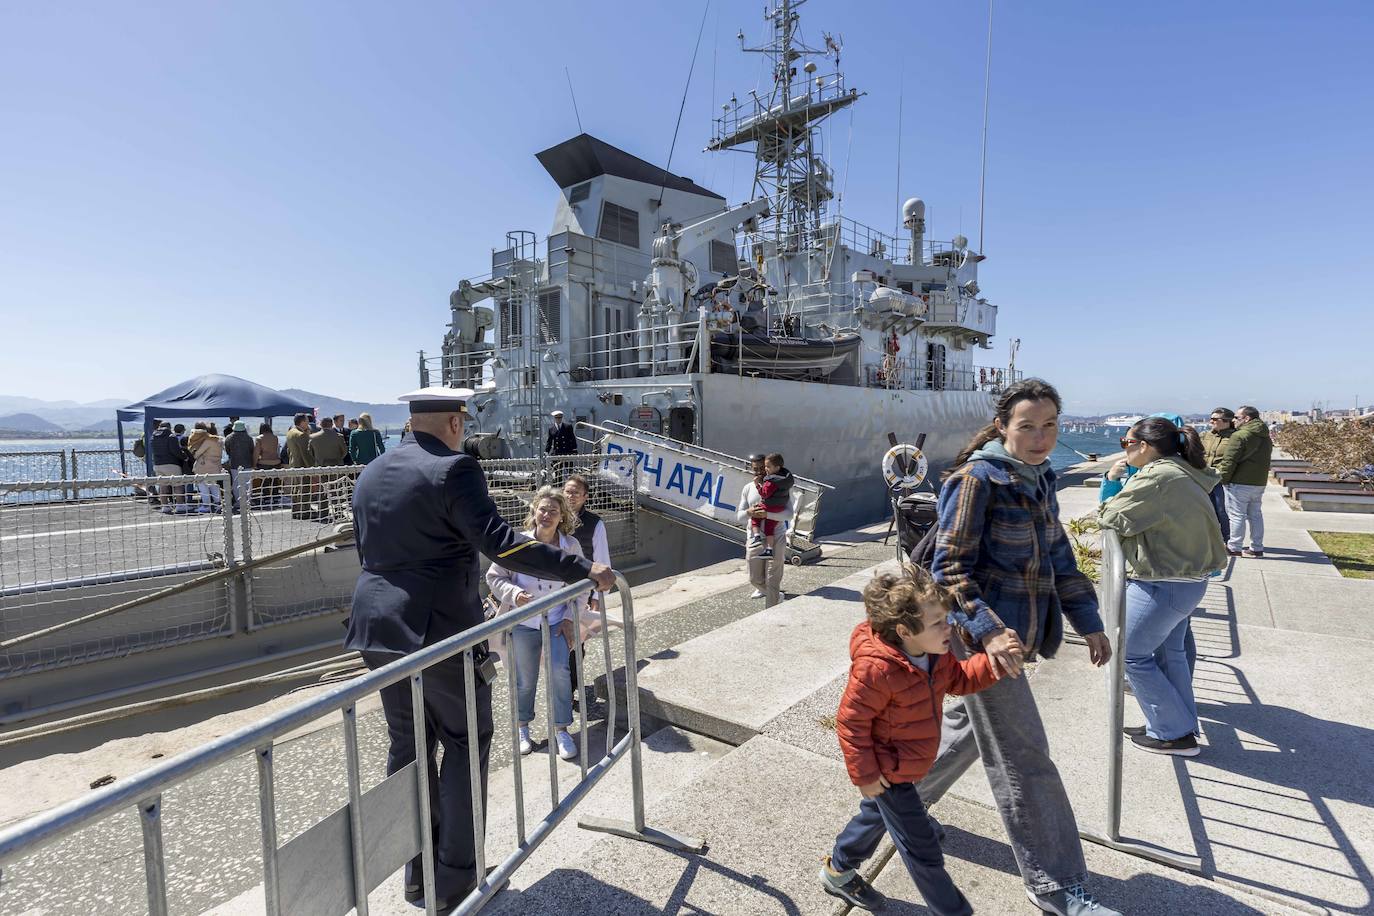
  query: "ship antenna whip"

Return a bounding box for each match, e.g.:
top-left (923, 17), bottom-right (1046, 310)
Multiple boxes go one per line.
top-left (656, 0), bottom-right (712, 206)
top-left (564, 66), bottom-right (584, 133)
top-left (977, 0), bottom-right (994, 254)
top-left (894, 56), bottom-right (905, 242)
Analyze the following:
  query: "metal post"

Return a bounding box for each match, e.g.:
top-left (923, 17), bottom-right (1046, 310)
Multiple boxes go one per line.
top-left (256, 743), bottom-right (283, 915)
top-left (221, 473), bottom-right (237, 634)
top-left (410, 674), bottom-right (438, 916)
top-left (506, 640), bottom-right (526, 846)
top-left (239, 471), bottom-right (256, 632)
top-left (573, 600), bottom-right (589, 779)
top-left (462, 650), bottom-right (486, 888)
top-left (139, 795), bottom-right (169, 916)
top-left (1079, 530), bottom-right (1201, 872)
top-left (541, 612), bottom-right (559, 806)
top-left (342, 705), bottom-right (369, 916)
top-left (59, 450), bottom-right (70, 502)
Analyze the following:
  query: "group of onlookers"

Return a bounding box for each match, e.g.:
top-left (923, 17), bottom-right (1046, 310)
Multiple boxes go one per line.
top-left (822, 385), bottom-right (1278, 916)
top-left (144, 411), bottom-right (389, 515)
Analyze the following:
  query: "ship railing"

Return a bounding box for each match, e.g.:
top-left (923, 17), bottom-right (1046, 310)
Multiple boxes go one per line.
top-left (710, 68), bottom-right (853, 145)
top-left (0, 571), bottom-right (705, 916)
top-left (576, 320), bottom-right (701, 382)
top-left (0, 448), bottom-right (140, 502)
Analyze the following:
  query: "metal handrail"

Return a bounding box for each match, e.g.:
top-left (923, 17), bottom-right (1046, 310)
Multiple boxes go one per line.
top-left (1078, 528), bottom-right (1202, 873)
top-left (0, 571), bottom-right (701, 915)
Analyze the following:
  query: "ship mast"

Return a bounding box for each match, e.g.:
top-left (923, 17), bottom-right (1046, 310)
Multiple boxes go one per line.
top-left (708, 0), bottom-right (863, 262)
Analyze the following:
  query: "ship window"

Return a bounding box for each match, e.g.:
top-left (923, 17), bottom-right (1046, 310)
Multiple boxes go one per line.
top-left (538, 288), bottom-right (562, 344)
top-left (499, 298), bottom-right (523, 347)
top-left (568, 182), bottom-right (591, 204)
top-left (709, 239), bottom-right (737, 276)
top-left (598, 201), bottom-right (640, 249)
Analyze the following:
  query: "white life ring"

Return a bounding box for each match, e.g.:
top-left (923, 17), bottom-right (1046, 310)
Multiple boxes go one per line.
top-left (882, 443), bottom-right (929, 490)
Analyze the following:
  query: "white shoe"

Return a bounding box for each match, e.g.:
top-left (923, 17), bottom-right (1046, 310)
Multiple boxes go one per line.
top-left (749, 588), bottom-right (765, 599)
top-left (555, 730), bottom-right (577, 761)
top-left (518, 726), bottom-right (533, 756)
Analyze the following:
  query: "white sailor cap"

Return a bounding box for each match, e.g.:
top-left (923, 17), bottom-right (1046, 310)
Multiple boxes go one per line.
top-left (398, 386), bottom-right (474, 414)
top-left (551, 409), bottom-right (564, 418)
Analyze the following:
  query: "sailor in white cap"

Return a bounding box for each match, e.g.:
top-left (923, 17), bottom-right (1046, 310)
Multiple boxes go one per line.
top-left (545, 408), bottom-right (578, 456)
top-left (345, 386), bottom-right (615, 910)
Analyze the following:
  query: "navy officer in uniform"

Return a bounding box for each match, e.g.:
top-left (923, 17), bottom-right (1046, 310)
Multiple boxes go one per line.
top-left (345, 387), bottom-right (615, 911)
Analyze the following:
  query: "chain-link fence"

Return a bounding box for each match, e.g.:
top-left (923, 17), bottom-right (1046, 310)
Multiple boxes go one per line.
top-left (480, 454), bottom-right (638, 559)
top-left (237, 465), bottom-right (361, 630)
top-left (0, 473), bottom-right (235, 677)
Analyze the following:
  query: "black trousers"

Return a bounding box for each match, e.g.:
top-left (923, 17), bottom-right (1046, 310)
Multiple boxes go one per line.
top-left (363, 650), bottom-right (494, 899)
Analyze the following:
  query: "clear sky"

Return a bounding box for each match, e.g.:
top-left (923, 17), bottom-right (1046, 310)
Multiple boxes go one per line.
top-left (2, 1), bottom-right (1370, 416)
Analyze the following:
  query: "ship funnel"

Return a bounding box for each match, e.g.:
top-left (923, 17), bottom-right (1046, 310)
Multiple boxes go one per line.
top-left (903, 198), bottom-right (926, 265)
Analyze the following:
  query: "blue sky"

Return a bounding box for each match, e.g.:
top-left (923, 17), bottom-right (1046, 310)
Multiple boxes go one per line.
top-left (2, 1), bottom-right (1370, 416)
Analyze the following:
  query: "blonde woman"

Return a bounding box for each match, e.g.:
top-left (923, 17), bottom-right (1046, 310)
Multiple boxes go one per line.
top-left (349, 412), bottom-right (386, 465)
top-left (485, 486), bottom-right (585, 760)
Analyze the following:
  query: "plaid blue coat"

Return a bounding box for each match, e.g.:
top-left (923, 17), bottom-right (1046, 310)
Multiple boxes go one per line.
top-left (933, 459), bottom-right (1102, 659)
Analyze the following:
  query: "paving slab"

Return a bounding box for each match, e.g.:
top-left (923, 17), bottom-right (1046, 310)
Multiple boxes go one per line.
top-left (932, 608), bottom-right (1374, 916)
top-left (614, 561), bottom-right (894, 745)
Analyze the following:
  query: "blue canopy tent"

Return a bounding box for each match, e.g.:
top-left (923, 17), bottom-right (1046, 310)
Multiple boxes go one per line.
top-left (116, 374), bottom-right (315, 475)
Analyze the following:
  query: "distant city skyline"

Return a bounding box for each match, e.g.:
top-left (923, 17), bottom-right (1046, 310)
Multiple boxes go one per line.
top-left (2, 1), bottom-right (1370, 416)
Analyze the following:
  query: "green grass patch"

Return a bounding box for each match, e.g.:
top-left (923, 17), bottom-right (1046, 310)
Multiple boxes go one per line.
top-left (1311, 531), bottom-right (1374, 579)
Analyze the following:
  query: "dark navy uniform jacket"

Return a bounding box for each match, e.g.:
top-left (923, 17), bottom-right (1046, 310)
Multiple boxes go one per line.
top-left (345, 431), bottom-right (594, 655)
top-left (545, 422), bottom-right (578, 455)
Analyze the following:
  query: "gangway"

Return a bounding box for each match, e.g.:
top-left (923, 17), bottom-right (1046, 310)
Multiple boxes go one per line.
top-left (577, 421), bottom-right (831, 565)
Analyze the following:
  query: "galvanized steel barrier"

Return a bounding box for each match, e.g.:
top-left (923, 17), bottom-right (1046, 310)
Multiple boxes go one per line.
top-left (1078, 528), bottom-right (1203, 873)
top-left (0, 573), bottom-right (704, 915)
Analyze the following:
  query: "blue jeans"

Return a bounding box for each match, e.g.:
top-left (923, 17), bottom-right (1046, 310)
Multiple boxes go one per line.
top-left (1224, 483), bottom-right (1265, 551)
top-left (832, 782), bottom-right (972, 916)
top-left (1125, 579), bottom-right (1209, 740)
top-left (510, 625), bottom-right (572, 728)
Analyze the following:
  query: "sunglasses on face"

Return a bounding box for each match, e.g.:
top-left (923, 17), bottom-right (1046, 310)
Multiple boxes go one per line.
top-left (1119, 437), bottom-right (1141, 449)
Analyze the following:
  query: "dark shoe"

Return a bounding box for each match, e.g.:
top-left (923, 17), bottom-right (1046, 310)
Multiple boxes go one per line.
top-left (1028, 884), bottom-right (1120, 915)
top-left (1122, 724), bottom-right (1146, 738)
top-left (1226, 548), bottom-right (1243, 557)
top-left (1242, 548), bottom-right (1264, 558)
top-left (818, 857), bottom-right (886, 911)
top-left (758, 547), bottom-right (773, 558)
top-left (404, 883), bottom-right (422, 903)
top-left (1130, 732), bottom-right (1200, 757)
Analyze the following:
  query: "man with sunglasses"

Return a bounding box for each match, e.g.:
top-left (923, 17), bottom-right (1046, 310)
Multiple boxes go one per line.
top-left (1214, 406), bottom-right (1273, 558)
top-left (1200, 408), bottom-right (1235, 543)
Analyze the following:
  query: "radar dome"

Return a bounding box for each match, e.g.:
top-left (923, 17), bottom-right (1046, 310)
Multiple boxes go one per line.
top-left (901, 198), bottom-right (926, 227)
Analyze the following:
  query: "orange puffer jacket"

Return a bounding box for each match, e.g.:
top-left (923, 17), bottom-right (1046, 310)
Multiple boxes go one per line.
top-left (836, 622), bottom-right (997, 786)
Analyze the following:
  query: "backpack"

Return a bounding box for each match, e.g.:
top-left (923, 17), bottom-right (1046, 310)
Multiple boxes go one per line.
top-left (132, 437), bottom-right (146, 459)
top-left (280, 441), bottom-right (291, 465)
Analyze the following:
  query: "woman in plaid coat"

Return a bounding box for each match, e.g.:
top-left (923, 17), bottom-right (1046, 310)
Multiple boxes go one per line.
top-left (915, 378), bottom-right (1120, 916)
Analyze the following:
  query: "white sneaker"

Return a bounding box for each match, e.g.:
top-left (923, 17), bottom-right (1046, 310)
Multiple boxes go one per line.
top-left (518, 726), bottom-right (533, 756)
top-left (555, 730), bottom-right (577, 761)
top-left (749, 588), bottom-right (765, 599)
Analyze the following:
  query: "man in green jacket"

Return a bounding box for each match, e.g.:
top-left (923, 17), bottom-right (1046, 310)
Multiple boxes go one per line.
top-left (1213, 406), bottom-right (1272, 558)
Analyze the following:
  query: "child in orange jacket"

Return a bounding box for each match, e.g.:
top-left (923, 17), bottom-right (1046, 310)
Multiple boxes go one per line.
top-left (819, 568), bottom-right (1022, 913)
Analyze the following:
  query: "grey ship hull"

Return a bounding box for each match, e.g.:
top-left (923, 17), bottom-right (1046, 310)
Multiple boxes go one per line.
top-left (694, 374), bottom-right (991, 533)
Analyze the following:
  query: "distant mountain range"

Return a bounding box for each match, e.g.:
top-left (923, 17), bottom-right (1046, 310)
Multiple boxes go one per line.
top-left (0, 390), bottom-right (409, 434)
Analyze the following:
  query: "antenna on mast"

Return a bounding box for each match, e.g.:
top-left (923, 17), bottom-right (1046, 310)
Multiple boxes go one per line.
top-left (564, 67), bottom-right (584, 134)
top-left (977, 0), bottom-right (994, 254)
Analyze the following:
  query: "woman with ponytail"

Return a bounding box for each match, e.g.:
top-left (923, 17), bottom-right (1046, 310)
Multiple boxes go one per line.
top-left (1098, 417), bottom-right (1227, 758)
top-left (917, 378), bottom-right (1121, 916)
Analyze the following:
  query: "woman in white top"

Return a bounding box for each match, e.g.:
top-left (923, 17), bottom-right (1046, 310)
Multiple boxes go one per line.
top-left (486, 486), bottom-right (584, 760)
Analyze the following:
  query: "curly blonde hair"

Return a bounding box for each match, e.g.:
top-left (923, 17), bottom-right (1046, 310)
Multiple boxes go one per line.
top-left (523, 485), bottom-right (580, 535)
top-left (863, 567), bottom-right (954, 648)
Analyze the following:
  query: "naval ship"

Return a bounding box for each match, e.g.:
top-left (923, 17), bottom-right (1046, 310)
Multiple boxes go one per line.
top-left (421, 0), bottom-right (1017, 534)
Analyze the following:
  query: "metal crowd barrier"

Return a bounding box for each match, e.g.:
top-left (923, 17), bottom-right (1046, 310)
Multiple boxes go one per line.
top-left (0, 573), bottom-right (702, 916)
top-left (1078, 528), bottom-right (1202, 873)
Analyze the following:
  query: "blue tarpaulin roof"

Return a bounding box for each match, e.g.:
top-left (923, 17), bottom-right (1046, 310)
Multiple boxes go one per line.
top-left (116, 374), bottom-right (314, 422)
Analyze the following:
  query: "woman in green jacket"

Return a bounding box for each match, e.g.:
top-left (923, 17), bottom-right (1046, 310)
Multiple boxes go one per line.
top-left (1098, 417), bottom-right (1227, 757)
top-left (348, 412), bottom-right (386, 465)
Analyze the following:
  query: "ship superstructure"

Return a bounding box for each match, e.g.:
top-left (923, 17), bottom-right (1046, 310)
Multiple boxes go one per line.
top-left (426, 0), bottom-right (1016, 532)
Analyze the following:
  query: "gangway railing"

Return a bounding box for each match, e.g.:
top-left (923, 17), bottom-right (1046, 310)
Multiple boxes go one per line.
top-left (580, 420), bottom-right (832, 557)
top-left (0, 572), bottom-right (704, 915)
top-left (1078, 529), bottom-right (1203, 873)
